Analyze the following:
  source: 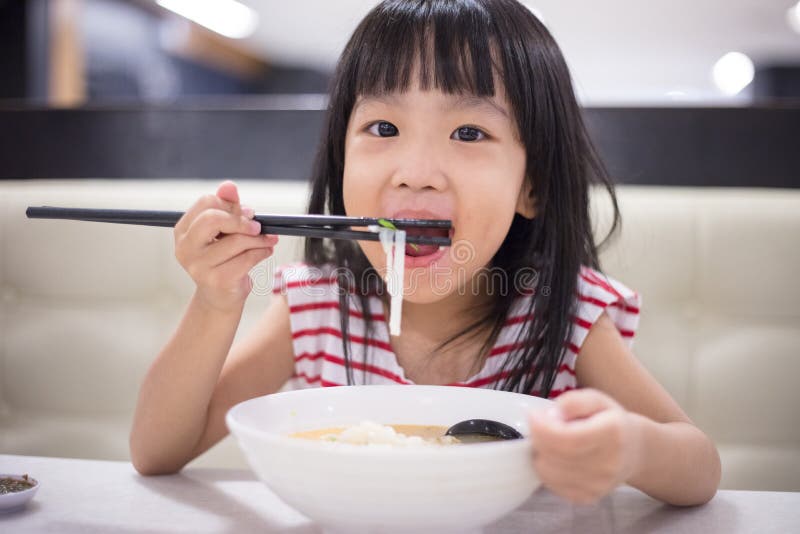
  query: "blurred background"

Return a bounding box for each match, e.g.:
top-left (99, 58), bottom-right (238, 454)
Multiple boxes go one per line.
top-left (2, 0), bottom-right (800, 106)
top-left (1, 0), bottom-right (799, 184)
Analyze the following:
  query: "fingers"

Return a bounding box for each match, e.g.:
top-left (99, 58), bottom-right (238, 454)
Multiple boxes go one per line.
top-left (534, 453), bottom-right (612, 505)
top-left (175, 181), bottom-right (244, 235)
top-left (209, 246), bottom-right (275, 289)
top-left (529, 409), bottom-right (597, 456)
top-left (554, 388), bottom-right (618, 422)
top-left (184, 208), bottom-right (261, 249)
top-left (528, 390), bottom-right (620, 455)
top-left (532, 418), bottom-right (624, 505)
top-left (529, 409), bottom-right (622, 505)
top-left (175, 194), bottom-right (233, 235)
top-left (530, 390), bottom-right (633, 505)
top-left (533, 454), bottom-right (588, 494)
top-left (201, 233), bottom-right (278, 269)
top-left (216, 180), bottom-right (240, 204)
top-left (173, 182), bottom-right (277, 310)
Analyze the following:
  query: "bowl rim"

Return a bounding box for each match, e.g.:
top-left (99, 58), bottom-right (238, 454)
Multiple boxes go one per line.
top-left (225, 384), bottom-right (549, 458)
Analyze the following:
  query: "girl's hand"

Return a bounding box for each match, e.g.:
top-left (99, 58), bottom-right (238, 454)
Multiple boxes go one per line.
top-left (528, 388), bottom-right (644, 505)
top-left (174, 180), bottom-right (278, 312)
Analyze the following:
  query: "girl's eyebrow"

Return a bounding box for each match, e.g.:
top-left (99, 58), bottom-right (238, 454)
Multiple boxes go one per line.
top-left (354, 94), bottom-right (509, 119)
top-left (448, 96), bottom-right (510, 119)
top-left (352, 94), bottom-right (406, 115)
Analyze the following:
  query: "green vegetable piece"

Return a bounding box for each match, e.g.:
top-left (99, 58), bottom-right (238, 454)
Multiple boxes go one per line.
top-left (378, 218), bottom-right (420, 251)
top-left (377, 218), bottom-right (397, 230)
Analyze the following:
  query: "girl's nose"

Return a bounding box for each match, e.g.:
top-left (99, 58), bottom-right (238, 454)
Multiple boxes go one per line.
top-left (389, 141), bottom-right (449, 192)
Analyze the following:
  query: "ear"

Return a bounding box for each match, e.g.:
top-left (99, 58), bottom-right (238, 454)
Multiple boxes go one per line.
top-left (515, 178), bottom-right (537, 219)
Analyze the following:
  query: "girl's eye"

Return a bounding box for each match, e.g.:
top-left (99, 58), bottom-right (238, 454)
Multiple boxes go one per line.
top-left (451, 126), bottom-right (486, 142)
top-left (367, 121), bottom-right (398, 137)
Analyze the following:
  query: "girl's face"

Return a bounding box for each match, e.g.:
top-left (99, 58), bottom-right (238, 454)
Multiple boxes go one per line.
top-left (343, 80), bottom-right (533, 303)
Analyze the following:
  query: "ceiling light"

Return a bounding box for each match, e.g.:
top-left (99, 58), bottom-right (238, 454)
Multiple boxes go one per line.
top-left (156, 0), bottom-right (258, 39)
top-left (787, 2), bottom-right (800, 34)
top-left (712, 52), bottom-right (755, 96)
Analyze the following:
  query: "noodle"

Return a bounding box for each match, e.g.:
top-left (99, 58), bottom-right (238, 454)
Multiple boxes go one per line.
top-left (371, 225), bottom-right (406, 335)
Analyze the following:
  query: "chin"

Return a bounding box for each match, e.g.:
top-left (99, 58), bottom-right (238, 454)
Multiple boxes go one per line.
top-left (360, 240), bottom-right (493, 303)
top-left (401, 286), bottom-right (458, 305)
top-left (400, 265), bottom-right (472, 303)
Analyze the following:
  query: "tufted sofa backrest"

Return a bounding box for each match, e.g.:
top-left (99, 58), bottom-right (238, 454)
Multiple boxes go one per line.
top-left (1, 180), bottom-right (798, 490)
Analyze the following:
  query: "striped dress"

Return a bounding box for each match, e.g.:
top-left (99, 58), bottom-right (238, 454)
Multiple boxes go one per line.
top-left (272, 262), bottom-right (641, 399)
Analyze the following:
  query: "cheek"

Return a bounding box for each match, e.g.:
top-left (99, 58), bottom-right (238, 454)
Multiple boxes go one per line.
top-left (455, 178), bottom-right (521, 258)
top-left (343, 176), bottom-right (378, 222)
top-left (343, 159), bottom-right (387, 272)
top-left (342, 139), bottom-right (386, 216)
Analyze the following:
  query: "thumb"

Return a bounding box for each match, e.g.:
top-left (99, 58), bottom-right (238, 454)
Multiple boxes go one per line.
top-left (553, 388), bottom-right (616, 422)
top-left (216, 180), bottom-right (240, 205)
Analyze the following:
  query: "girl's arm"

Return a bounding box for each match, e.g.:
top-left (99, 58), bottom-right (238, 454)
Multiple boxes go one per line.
top-left (129, 181), bottom-right (294, 475)
top-left (129, 293), bottom-right (295, 475)
top-left (529, 312), bottom-right (721, 506)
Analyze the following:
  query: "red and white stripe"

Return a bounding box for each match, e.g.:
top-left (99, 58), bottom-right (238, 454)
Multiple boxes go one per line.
top-left (274, 263), bottom-right (641, 398)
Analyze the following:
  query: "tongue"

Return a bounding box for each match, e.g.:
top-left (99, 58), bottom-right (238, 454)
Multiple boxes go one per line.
top-left (405, 243), bottom-right (440, 257)
top-left (403, 226), bottom-right (449, 257)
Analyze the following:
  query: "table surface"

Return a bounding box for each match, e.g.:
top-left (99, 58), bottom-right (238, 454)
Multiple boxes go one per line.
top-left (2, 454), bottom-right (799, 533)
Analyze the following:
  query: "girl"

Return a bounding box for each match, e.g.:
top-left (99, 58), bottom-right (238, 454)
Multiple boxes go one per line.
top-left (130, 0), bottom-right (721, 506)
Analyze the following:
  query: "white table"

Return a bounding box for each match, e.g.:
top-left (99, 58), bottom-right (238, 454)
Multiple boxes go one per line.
top-left (2, 454), bottom-right (799, 533)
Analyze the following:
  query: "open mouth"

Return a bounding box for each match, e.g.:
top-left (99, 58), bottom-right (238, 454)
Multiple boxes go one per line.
top-left (402, 227), bottom-right (452, 257)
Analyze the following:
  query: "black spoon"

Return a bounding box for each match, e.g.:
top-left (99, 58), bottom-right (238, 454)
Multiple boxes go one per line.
top-left (444, 419), bottom-right (524, 443)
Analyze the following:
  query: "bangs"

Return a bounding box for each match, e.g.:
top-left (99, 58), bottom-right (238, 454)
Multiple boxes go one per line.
top-left (350, 0), bottom-right (500, 98)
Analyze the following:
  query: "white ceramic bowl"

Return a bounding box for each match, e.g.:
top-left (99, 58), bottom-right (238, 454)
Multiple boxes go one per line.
top-left (226, 385), bottom-right (551, 533)
top-left (0, 474), bottom-right (39, 512)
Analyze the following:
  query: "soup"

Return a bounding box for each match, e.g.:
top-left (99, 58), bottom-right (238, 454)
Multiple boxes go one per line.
top-left (0, 474), bottom-right (35, 495)
top-left (291, 421), bottom-right (459, 446)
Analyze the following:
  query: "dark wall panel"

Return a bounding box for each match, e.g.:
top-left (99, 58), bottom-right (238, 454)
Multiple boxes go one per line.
top-left (585, 107), bottom-right (800, 188)
top-left (0, 106), bottom-right (798, 187)
top-left (0, 108), bottom-right (325, 181)
top-left (0, 0), bottom-right (28, 99)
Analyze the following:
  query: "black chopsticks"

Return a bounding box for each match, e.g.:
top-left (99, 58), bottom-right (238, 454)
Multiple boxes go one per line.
top-left (25, 207), bottom-right (452, 247)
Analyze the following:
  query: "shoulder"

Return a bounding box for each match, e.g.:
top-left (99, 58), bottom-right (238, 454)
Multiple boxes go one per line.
top-left (577, 266), bottom-right (640, 309)
top-left (572, 265), bottom-right (642, 352)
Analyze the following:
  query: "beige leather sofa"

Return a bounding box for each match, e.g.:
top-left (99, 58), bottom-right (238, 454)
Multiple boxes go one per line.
top-left (1, 179), bottom-right (798, 491)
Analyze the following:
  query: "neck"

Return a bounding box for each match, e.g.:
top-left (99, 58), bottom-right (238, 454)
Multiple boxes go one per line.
top-left (396, 280), bottom-right (493, 345)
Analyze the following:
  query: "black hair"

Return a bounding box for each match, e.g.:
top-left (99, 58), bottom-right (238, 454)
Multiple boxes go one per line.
top-left (304, 0), bottom-right (620, 396)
